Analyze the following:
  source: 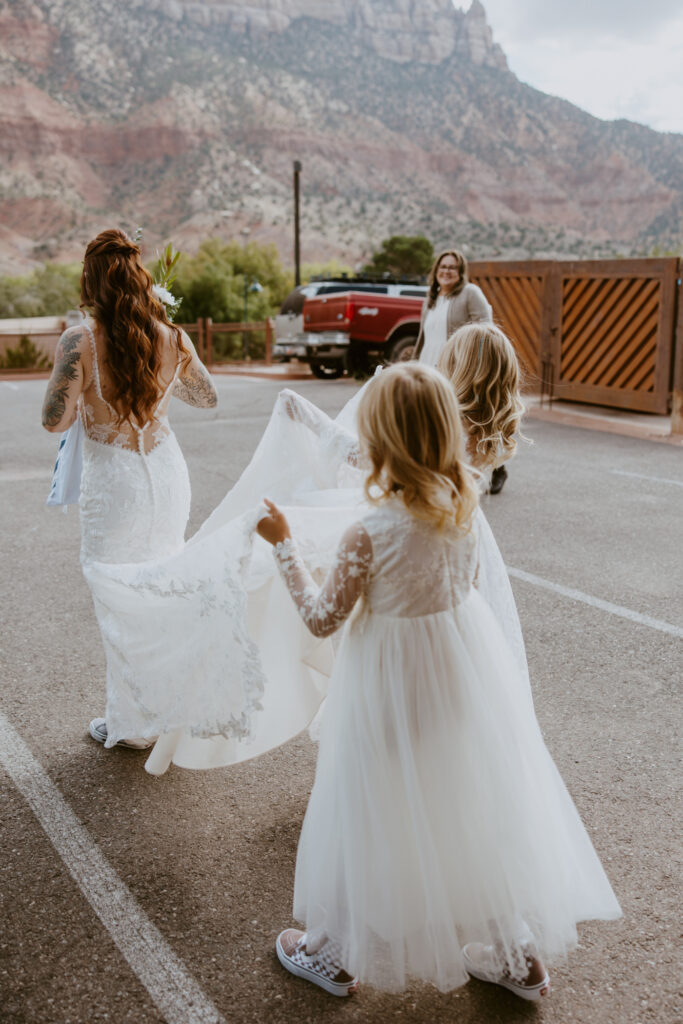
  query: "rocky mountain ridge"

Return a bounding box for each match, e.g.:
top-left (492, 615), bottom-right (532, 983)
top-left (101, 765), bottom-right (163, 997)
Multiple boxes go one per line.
top-left (0, 0), bottom-right (681, 274)
top-left (146, 0), bottom-right (508, 67)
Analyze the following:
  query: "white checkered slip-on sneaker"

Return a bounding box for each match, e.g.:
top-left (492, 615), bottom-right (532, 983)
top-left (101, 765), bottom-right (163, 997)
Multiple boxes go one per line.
top-left (276, 930), bottom-right (358, 997)
top-left (463, 943), bottom-right (550, 1001)
top-left (88, 718), bottom-right (155, 751)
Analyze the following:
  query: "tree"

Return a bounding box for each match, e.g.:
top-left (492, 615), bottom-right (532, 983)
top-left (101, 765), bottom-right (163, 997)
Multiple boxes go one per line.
top-left (0, 263), bottom-right (82, 318)
top-left (173, 238), bottom-right (291, 322)
top-left (364, 235), bottom-right (434, 277)
top-left (301, 259), bottom-right (353, 282)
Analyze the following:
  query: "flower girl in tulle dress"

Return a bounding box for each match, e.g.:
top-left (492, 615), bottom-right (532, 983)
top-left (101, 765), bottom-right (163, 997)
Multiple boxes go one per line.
top-left (257, 362), bottom-right (621, 1000)
top-left (437, 321), bottom-right (525, 482)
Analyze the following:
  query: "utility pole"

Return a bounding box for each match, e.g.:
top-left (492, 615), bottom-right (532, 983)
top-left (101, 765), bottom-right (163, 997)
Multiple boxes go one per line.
top-left (293, 160), bottom-right (302, 286)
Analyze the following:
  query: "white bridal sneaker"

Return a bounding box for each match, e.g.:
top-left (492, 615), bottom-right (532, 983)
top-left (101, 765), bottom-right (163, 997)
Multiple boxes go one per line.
top-left (276, 930), bottom-right (359, 997)
top-left (88, 718), bottom-right (155, 750)
top-left (463, 942), bottom-right (550, 1001)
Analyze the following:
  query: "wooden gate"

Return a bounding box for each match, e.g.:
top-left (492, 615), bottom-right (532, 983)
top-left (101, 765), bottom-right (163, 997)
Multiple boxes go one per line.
top-left (469, 261), bottom-right (546, 382)
top-left (548, 259), bottom-right (678, 414)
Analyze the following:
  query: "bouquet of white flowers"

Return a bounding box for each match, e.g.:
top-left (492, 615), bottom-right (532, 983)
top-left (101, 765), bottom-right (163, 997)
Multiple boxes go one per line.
top-left (151, 241), bottom-right (183, 322)
top-left (132, 228), bottom-right (182, 321)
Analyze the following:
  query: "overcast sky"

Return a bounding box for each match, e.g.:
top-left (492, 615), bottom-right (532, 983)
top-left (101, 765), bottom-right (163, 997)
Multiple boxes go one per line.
top-left (473, 0), bottom-right (683, 134)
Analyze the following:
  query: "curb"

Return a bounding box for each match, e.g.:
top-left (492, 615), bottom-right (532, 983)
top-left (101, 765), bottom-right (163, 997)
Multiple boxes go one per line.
top-left (208, 364), bottom-right (313, 381)
top-left (525, 404), bottom-right (683, 447)
top-left (0, 371), bottom-right (51, 381)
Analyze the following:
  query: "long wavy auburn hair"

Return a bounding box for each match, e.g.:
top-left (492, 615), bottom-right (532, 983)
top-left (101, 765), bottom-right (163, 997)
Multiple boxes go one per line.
top-left (357, 362), bottom-right (478, 534)
top-left (426, 248), bottom-right (468, 308)
top-left (81, 229), bottom-right (190, 425)
top-left (437, 323), bottom-right (525, 470)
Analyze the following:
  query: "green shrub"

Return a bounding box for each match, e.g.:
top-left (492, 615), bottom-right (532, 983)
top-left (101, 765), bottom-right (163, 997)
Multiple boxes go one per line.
top-left (0, 264), bottom-right (81, 318)
top-left (0, 335), bottom-right (52, 370)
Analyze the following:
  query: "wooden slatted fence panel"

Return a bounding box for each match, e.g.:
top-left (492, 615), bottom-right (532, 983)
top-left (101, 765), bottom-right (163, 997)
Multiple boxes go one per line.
top-left (470, 261), bottom-right (547, 384)
top-left (550, 259), bottom-right (678, 414)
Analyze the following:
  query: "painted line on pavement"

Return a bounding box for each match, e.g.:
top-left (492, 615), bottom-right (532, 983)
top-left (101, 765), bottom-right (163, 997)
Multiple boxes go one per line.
top-left (609, 469), bottom-right (683, 488)
top-left (0, 712), bottom-right (225, 1024)
top-left (508, 568), bottom-right (683, 640)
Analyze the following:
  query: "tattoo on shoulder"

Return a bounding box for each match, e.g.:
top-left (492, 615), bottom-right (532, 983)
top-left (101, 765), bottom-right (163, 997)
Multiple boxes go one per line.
top-left (174, 365), bottom-right (217, 408)
top-left (42, 328), bottom-right (83, 427)
top-left (60, 326), bottom-right (85, 352)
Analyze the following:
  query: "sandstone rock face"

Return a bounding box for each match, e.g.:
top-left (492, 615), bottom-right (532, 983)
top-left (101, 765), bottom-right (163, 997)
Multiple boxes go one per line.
top-left (0, 0), bottom-right (681, 273)
top-left (146, 0), bottom-right (508, 67)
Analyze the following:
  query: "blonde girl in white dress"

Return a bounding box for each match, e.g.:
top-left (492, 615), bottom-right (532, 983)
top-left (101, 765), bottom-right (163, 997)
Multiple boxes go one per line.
top-left (257, 363), bottom-right (621, 1001)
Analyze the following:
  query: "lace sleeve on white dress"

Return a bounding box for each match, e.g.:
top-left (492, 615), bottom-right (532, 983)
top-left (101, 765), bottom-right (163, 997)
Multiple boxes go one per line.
top-left (273, 521), bottom-right (373, 638)
top-left (280, 389), bottom-right (361, 467)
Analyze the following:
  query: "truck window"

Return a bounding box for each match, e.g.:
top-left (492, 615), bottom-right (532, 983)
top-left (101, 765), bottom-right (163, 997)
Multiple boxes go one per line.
top-left (279, 286), bottom-right (315, 315)
top-left (399, 289), bottom-right (427, 297)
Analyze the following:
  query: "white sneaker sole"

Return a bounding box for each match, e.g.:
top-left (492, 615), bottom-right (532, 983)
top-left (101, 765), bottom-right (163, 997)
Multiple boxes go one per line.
top-left (463, 951), bottom-right (550, 1002)
top-left (275, 935), bottom-right (358, 997)
top-left (88, 719), bottom-right (155, 750)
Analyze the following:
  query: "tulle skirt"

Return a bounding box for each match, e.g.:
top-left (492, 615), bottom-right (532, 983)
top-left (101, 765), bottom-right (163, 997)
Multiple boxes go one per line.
top-left (294, 590), bottom-right (621, 991)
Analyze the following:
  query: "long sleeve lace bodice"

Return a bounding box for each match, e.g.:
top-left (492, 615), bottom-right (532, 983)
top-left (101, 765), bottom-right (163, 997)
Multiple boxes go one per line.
top-left (273, 522), bottom-right (373, 638)
top-left (274, 500), bottom-right (479, 639)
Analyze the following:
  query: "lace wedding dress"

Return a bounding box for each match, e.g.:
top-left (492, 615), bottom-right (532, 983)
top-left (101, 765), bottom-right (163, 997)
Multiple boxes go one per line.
top-left (87, 371), bottom-right (536, 773)
top-left (273, 499), bottom-right (621, 991)
top-left (78, 322), bottom-right (265, 756)
top-left (85, 380), bottom-right (361, 772)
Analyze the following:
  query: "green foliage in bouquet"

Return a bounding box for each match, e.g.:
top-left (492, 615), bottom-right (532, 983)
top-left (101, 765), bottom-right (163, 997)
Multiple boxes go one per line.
top-left (150, 241), bottom-right (183, 322)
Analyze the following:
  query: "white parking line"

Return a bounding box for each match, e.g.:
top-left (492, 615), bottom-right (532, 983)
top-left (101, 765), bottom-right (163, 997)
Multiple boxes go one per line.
top-left (0, 712), bottom-right (226, 1024)
top-left (610, 469), bottom-right (683, 488)
top-left (508, 568), bottom-right (683, 639)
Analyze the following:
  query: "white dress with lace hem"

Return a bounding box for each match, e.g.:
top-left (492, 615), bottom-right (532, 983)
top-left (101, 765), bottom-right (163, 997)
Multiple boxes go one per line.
top-left (78, 322), bottom-right (265, 754)
top-left (273, 501), bottom-right (621, 992)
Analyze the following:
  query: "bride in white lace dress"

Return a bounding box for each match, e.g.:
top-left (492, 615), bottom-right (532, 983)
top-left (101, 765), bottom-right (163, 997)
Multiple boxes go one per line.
top-left (41, 229), bottom-right (227, 750)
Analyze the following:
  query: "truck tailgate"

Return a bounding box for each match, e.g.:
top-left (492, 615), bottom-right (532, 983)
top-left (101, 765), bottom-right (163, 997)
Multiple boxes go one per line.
top-left (348, 294), bottom-right (423, 342)
top-left (303, 291), bottom-right (423, 342)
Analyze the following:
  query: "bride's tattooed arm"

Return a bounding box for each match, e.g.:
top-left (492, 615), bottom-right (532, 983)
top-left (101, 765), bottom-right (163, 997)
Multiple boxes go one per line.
top-left (42, 327), bottom-right (85, 431)
top-left (173, 360), bottom-right (218, 408)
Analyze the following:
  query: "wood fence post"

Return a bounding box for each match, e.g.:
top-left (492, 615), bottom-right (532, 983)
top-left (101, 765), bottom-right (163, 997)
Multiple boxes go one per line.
top-left (265, 318), bottom-right (272, 365)
top-left (539, 263), bottom-right (561, 406)
top-left (205, 318), bottom-right (213, 367)
top-left (197, 318), bottom-right (204, 363)
top-left (672, 261), bottom-right (683, 434)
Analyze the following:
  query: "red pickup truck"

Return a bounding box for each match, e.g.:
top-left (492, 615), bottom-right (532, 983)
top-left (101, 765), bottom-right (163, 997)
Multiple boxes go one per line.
top-left (302, 289), bottom-right (426, 378)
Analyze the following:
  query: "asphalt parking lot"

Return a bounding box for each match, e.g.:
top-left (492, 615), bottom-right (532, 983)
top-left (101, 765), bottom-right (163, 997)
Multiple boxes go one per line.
top-left (1, 374), bottom-right (681, 1024)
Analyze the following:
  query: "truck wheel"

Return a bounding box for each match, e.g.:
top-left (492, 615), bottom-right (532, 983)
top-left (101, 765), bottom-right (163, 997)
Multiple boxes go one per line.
top-left (310, 360), bottom-right (344, 380)
top-left (389, 335), bottom-right (418, 363)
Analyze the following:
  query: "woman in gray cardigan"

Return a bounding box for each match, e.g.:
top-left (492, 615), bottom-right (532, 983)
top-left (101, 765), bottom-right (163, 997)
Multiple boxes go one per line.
top-left (414, 250), bottom-right (507, 493)
top-left (414, 249), bottom-right (492, 367)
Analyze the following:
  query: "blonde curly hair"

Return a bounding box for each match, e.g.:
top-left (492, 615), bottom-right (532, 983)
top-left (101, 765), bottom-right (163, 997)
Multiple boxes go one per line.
top-left (357, 362), bottom-right (478, 534)
top-left (437, 323), bottom-right (525, 470)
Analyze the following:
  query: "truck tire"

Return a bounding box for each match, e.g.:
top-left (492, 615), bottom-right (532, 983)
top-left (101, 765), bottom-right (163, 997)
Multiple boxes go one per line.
top-left (388, 334), bottom-right (418, 363)
top-left (310, 360), bottom-right (344, 380)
